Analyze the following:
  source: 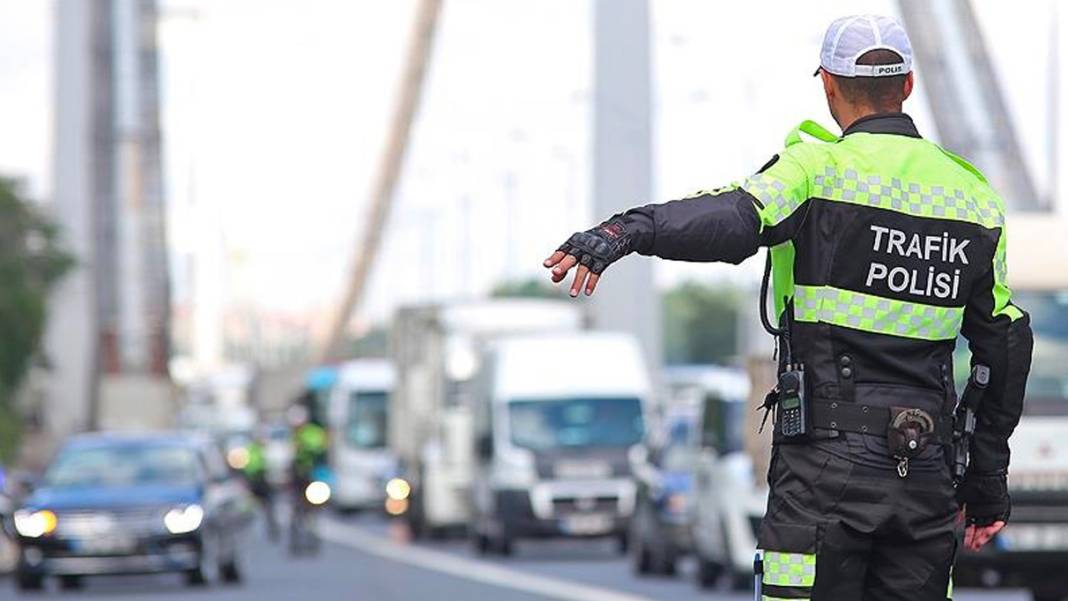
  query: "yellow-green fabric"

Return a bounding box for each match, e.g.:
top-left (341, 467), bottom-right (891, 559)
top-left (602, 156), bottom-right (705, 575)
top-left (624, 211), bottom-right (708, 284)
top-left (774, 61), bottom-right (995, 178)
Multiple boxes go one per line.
top-left (794, 285), bottom-right (964, 341)
top-left (762, 550), bottom-right (816, 587)
top-left (741, 120), bottom-right (1023, 326)
top-left (294, 423), bottom-right (328, 473)
top-left (744, 128), bottom-right (1005, 230)
top-left (243, 441), bottom-right (266, 478)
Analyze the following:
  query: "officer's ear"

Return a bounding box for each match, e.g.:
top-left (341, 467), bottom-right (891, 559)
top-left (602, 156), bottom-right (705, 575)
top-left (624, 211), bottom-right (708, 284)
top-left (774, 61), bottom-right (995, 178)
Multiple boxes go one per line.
top-left (820, 69), bottom-right (837, 100)
top-left (902, 72), bottom-right (914, 103)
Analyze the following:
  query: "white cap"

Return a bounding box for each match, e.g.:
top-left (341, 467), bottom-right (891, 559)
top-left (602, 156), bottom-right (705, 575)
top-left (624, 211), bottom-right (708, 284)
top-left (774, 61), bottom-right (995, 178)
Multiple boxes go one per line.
top-left (818, 15), bottom-right (913, 78)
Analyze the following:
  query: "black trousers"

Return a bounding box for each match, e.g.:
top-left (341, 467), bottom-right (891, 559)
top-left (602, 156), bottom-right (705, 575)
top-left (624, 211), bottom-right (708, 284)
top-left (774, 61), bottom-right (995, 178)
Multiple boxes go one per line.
top-left (757, 436), bottom-right (959, 601)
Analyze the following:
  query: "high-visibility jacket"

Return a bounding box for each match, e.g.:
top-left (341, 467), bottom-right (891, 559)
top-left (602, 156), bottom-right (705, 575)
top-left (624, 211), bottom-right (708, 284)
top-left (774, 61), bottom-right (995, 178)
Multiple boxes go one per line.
top-left (614, 112), bottom-right (1033, 476)
top-left (243, 440), bottom-right (267, 480)
top-left (293, 422), bottom-right (328, 476)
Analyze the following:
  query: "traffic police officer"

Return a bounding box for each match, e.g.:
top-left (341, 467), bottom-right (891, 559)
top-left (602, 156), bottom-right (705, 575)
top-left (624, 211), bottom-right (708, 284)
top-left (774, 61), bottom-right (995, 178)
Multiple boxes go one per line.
top-left (544, 15), bottom-right (1033, 601)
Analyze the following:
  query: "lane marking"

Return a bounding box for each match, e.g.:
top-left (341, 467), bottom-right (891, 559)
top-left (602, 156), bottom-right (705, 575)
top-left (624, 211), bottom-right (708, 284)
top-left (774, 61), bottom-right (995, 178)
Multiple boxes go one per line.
top-left (318, 518), bottom-right (655, 601)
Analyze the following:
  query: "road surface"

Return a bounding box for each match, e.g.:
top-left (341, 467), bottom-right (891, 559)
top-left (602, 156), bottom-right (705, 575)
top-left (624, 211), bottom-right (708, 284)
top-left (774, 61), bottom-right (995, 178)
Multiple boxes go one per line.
top-left (0, 512), bottom-right (1036, 600)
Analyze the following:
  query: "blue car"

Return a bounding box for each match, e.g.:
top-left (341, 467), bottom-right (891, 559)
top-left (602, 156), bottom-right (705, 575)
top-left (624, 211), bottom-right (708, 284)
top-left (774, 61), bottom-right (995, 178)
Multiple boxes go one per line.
top-left (8, 432), bottom-right (250, 591)
top-left (630, 424), bottom-right (697, 576)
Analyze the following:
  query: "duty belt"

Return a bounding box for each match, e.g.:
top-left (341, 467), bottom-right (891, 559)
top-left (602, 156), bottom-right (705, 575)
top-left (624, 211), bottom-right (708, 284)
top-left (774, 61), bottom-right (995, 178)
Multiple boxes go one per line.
top-left (809, 399), bottom-right (952, 444)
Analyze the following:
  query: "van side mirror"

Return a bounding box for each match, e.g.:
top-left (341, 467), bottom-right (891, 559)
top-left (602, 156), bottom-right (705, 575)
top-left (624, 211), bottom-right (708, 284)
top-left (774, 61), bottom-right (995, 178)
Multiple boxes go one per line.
top-left (476, 434), bottom-right (493, 460)
top-left (628, 444), bottom-right (650, 469)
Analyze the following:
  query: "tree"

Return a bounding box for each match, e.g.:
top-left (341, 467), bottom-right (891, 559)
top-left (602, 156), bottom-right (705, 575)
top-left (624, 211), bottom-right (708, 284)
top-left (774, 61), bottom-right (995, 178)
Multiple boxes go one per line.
top-left (661, 282), bottom-right (741, 365)
top-left (0, 178), bottom-right (73, 462)
top-left (346, 326), bottom-right (390, 359)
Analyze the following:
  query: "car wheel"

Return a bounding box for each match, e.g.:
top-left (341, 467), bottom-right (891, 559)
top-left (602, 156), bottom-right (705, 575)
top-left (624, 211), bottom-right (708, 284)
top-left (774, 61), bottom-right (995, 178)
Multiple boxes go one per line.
top-left (654, 545), bottom-right (677, 577)
top-left (15, 570), bottom-right (44, 592)
top-left (471, 529), bottom-right (491, 555)
top-left (220, 549), bottom-right (243, 584)
top-left (186, 532), bottom-right (221, 586)
top-left (695, 555), bottom-right (723, 589)
top-left (495, 534), bottom-right (514, 557)
top-left (60, 575), bottom-right (84, 590)
top-left (644, 521), bottom-right (675, 576)
top-left (631, 535), bottom-right (652, 575)
top-left (730, 570), bottom-right (753, 591)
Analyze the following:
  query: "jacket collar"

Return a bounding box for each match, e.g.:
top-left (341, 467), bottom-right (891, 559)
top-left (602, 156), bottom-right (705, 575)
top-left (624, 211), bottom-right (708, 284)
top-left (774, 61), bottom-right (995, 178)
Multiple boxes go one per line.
top-left (842, 112), bottom-right (922, 139)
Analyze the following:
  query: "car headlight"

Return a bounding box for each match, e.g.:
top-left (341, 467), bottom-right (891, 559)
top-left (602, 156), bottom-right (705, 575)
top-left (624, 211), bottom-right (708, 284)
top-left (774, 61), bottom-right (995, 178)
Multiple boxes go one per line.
top-left (385, 478), bottom-right (411, 501)
top-left (305, 481), bottom-right (331, 505)
top-left (227, 446), bottom-right (250, 470)
top-left (13, 509), bottom-right (57, 538)
top-left (164, 504), bottom-right (204, 534)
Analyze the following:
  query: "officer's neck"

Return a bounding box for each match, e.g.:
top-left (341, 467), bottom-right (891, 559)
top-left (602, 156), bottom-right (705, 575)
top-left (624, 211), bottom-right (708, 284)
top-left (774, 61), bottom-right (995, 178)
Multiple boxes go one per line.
top-left (834, 104), bottom-right (903, 132)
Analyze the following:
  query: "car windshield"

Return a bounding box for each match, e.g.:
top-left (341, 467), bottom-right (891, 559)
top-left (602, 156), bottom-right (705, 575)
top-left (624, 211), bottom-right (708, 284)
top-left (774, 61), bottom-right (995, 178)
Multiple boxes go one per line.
top-left (955, 290), bottom-right (1068, 416)
top-left (44, 443), bottom-right (201, 489)
top-left (346, 391), bottom-right (388, 449)
top-left (508, 397), bottom-right (644, 451)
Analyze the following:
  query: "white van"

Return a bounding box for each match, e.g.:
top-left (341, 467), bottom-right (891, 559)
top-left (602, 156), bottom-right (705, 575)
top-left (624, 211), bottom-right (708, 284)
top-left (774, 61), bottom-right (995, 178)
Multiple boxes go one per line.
top-left (470, 332), bottom-right (650, 555)
top-left (390, 300), bottom-right (583, 538)
top-left (328, 359), bottom-right (396, 513)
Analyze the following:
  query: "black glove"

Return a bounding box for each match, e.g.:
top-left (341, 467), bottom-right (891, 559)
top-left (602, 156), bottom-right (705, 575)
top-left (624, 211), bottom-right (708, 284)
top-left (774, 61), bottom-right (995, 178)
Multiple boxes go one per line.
top-left (556, 220), bottom-right (631, 275)
top-left (957, 471), bottom-right (1010, 526)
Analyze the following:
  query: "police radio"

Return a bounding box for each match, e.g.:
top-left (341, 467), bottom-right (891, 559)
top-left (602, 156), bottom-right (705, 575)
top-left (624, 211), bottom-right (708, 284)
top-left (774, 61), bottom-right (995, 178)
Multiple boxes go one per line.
top-left (777, 366), bottom-right (807, 437)
top-left (759, 251), bottom-right (809, 438)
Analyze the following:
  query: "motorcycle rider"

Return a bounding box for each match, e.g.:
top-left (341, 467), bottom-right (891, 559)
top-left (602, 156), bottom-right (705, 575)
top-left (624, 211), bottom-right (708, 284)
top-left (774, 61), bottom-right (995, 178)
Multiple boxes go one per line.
top-left (243, 429), bottom-right (279, 541)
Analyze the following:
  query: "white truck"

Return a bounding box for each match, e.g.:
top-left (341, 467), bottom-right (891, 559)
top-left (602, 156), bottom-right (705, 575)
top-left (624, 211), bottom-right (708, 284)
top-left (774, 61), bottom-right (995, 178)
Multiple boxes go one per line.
top-left (389, 300), bottom-right (583, 538)
top-left (469, 332), bottom-right (651, 555)
top-left (954, 216), bottom-right (1068, 601)
top-left (328, 359), bottom-right (396, 513)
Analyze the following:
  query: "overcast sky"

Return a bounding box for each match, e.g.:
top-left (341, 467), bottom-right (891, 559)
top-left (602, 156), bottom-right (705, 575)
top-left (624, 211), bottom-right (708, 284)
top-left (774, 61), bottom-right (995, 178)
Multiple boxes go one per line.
top-left (0, 1), bottom-right (1061, 332)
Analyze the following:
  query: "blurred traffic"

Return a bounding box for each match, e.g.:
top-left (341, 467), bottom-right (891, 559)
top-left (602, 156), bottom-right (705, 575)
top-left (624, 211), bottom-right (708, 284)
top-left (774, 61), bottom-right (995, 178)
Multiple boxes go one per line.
top-left (1, 0), bottom-right (1067, 600)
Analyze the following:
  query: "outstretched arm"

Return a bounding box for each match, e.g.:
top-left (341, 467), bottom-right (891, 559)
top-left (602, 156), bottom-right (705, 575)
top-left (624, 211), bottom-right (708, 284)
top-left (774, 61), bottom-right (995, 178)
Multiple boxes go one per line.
top-left (544, 187), bottom-right (764, 296)
top-left (544, 151), bottom-right (814, 296)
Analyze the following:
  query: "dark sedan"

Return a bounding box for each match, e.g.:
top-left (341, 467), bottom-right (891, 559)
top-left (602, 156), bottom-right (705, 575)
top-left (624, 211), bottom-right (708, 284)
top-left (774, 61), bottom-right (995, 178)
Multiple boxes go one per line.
top-left (8, 432), bottom-right (250, 591)
top-left (630, 435), bottom-right (696, 576)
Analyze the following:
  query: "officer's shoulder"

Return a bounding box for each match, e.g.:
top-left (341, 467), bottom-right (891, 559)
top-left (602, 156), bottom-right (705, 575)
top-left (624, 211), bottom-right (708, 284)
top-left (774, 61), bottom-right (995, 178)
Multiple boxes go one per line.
top-left (933, 144), bottom-right (989, 185)
top-left (928, 142), bottom-right (1006, 213)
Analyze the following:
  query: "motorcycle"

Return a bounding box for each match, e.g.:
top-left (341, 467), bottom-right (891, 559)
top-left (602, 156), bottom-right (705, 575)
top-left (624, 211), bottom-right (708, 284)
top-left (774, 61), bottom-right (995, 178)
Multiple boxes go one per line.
top-left (288, 465), bottom-right (332, 556)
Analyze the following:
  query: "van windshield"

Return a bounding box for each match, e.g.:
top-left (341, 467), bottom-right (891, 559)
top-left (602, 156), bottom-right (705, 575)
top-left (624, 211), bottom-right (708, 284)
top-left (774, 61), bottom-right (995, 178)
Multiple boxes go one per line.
top-left (508, 397), bottom-right (644, 451)
top-left (346, 391), bottom-right (388, 449)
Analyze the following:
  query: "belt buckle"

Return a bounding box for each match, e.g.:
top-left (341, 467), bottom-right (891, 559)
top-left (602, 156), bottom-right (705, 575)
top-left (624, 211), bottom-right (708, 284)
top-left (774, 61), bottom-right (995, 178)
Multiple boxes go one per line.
top-left (887, 407), bottom-right (936, 477)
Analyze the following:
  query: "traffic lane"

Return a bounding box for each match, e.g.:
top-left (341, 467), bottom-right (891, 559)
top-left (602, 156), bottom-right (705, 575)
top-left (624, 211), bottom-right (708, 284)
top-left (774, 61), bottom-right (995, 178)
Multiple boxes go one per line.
top-left (338, 513), bottom-right (1033, 601)
top-left (1, 511), bottom-right (1035, 601)
top-left (0, 523), bottom-right (562, 601)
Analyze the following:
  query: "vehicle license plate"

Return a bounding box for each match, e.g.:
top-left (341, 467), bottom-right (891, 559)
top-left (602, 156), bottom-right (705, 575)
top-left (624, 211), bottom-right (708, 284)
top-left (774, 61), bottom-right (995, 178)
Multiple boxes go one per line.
top-left (564, 514), bottom-right (613, 535)
top-left (75, 535), bottom-right (137, 555)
